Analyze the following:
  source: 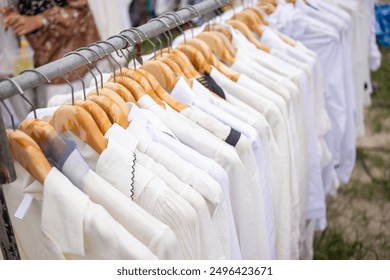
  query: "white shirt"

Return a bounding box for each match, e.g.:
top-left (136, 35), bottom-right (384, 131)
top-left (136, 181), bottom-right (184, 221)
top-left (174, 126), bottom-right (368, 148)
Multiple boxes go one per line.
top-left (181, 106), bottom-right (262, 187)
top-left (231, 38), bottom-right (326, 259)
top-left (236, 72), bottom-right (303, 260)
top-left (247, 34), bottom-right (326, 234)
top-left (297, 0), bottom-right (356, 188)
top-left (98, 137), bottom-right (202, 260)
top-left (59, 132), bottom-right (182, 260)
top-left (103, 124), bottom-right (225, 260)
top-left (261, 26), bottom-right (331, 146)
top-left (64, 129), bottom-right (201, 260)
top-left (126, 103), bottom-right (242, 259)
top-left (138, 94), bottom-right (268, 259)
top-left (3, 163), bottom-right (157, 260)
top-left (191, 80), bottom-right (277, 234)
top-left (170, 77), bottom-right (276, 259)
top-left (138, 152), bottom-right (225, 260)
top-left (208, 66), bottom-right (294, 259)
top-left (268, 2), bottom-right (346, 209)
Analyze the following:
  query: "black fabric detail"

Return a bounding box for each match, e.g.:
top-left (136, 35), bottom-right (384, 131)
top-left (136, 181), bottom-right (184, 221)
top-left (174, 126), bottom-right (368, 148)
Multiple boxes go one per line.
top-left (17, 0), bottom-right (67, 16)
top-left (225, 128), bottom-right (241, 147)
top-left (197, 74), bottom-right (226, 99)
top-left (130, 153), bottom-right (136, 201)
top-left (307, 2), bottom-right (319, 11)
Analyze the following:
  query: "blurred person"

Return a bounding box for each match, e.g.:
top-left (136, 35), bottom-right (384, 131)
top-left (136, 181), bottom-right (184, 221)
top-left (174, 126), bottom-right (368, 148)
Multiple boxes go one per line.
top-left (0, 0), bottom-right (100, 108)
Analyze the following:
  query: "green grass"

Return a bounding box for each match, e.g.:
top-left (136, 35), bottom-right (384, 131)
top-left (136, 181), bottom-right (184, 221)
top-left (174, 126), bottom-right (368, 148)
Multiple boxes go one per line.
top-left (371, 48), bottom-right (390, 103)
top-left (314, 228), bottom-right (371, 260)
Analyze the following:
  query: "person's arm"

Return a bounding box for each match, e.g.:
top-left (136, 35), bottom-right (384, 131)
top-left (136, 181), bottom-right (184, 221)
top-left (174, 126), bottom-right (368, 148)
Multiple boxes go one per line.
top-left (1, 6), bottom-right (43, 36)
top-left (1, 0), bottom-right (91, 37)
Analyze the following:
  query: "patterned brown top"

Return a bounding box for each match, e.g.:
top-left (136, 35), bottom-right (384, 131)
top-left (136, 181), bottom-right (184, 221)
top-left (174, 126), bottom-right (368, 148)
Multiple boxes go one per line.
top-left (24, 0), bottom-right (100, 83)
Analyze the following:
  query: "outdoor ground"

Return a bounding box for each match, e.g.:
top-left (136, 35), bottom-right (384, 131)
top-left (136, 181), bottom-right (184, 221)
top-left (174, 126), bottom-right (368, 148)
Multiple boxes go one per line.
top-left (314, 48), bottom-right (390, 260)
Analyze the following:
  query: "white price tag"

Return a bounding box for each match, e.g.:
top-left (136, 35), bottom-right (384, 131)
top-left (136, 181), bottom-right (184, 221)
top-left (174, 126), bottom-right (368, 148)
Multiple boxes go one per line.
top-left (14, 194), bottom-right (34, 220)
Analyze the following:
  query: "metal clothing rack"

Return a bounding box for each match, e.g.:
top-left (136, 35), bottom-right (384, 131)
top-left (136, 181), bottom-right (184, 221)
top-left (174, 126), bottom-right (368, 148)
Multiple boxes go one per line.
top-left (0, 0), bottom-right (230, 260)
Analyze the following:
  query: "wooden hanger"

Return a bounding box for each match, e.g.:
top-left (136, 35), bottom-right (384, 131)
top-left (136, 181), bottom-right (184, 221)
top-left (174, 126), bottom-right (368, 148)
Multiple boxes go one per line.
top-left (170, 49), bottom-right (202, 78)
top-left (186, 38), bottom-right (240, 82)
top-left (244, 8), bottom-right (268, 25)
top-left (136, 65), bottom-right (189, 112)
top-left (115, 68), bottom-right (166, 108)
top-left (209, 30), bottom-right (236, 57)
top-left (156, 56), bottom-right (186, 77)
top-left (112, 75), bottom-right (145, 101)
top-left (176, 44), bottom-right (212, 74)
top-left (256, 2), bottom-right (276, 15)
top-left (7, 129), bottom-right (52, 185)
top-left (103, 81), bottom-right (137, 103)
top-left (226, 19), bottom-right (271, 52)
top-left (74, 100), bottom-right (112, 135)
top-left (157, 48), bottom-right (199, 79)
top-left (19, 118), bottom-right (60, 148)
top-left (231, 11), bottom-right (264, 37)
top-left (140, 60), bottom-right (178, 92)
top-left (136, 68), bottom-right (168, 96)
top-left (155, 55), bottom-right (193, 87)
top-left (19, 118), bottom-right (101, 171)
top-left (87, 94), bottom-right (130, 129)
top-left (196, 32), bottom-right (235, 65)
top-left (87, 88), bottom-right (130, 116)
top-left (49, 105), bottom-right (108, 154)
top-left (204, 24), bottom-right (233, 43)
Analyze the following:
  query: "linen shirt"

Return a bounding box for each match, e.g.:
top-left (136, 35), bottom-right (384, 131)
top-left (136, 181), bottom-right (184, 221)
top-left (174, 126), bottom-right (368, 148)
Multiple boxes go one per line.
top-left (59, 132), bottom-right (182, 260)
top-left (170, 77), bottom-right (276, 259)
top-left (105, 124), bottom-right (225, 259)
top-left (268, 2), bottom-right (346, 214)
top-left (208, 66), bottom-right (294, 259)
top-left (238, 34), bottom-right (326, 236)
top-left (62, 129), bottom-right (201, 260)
top-left (97, 137), bottom-right (202, 260)
top-left (138, 94), bottom-right (268, 259)
top-left (296, 0), bottom-right (356, 187)
top-left (125, 103), bottom-right (242, 260)
top-left (180, 106), bottom-right (263, 192)
top-left (3, 163), bottom-right (157, 260)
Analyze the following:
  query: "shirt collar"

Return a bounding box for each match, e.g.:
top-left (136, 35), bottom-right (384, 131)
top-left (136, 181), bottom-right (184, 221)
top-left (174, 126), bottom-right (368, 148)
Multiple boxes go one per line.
top-left (127, 102), bottom-right (148, 128)
top-left (104, 123), bottom-right (138, 152)
top-left (137, 95), bottom-right (161, 111)
top-left (260, 26), bottom-right (288, 53)
top-left (41, 167), bottom-right (88, 256)
top-left (62, 131), bottom-right (100, 171)
top-left (170, 76), bottom-right (196, 105)
top-left (95, 137), bottom-right (137, 199)
top-left (125, 122), bottom-right (153, 152)
top-left (127, 102), bottom-right (179, 140)
top-left (192, 78), bottom-right (212, 101)
top-left (209, 66), bottom-right (230, 88)
top-left (232, 49), bottom-right (253, 70)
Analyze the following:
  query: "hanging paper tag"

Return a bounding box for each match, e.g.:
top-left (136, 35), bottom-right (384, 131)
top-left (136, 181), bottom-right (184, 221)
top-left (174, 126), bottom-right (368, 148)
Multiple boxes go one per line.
top-left (14, 194), bottom-right (34, 220)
